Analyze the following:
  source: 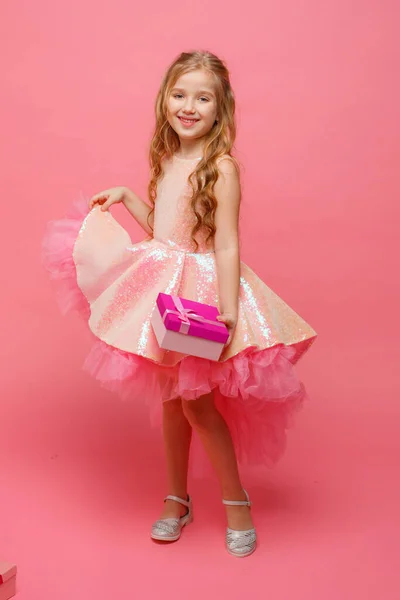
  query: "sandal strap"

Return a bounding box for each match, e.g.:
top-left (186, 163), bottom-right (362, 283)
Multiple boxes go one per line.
top-left (164, 494), bottom-right (191, 508)
top-left (222, 489), bottom-right (251, 507)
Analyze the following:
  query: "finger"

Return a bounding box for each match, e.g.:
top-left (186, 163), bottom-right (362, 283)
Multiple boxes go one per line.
top-left (90, 191), bottom-right (110, 205)
top-left (216, 315), bottom-right (228, 323)
top-left (100, 198), bottom-right (114, 212)
top-left (217, 317), bottom-right (234, 330)
top-left (88, 198), bottom-right (100, 209)
top-left (217, 314), bottom-right (235, 323)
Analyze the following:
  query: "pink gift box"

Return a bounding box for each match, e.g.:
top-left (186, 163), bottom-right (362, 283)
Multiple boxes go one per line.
top-left (151, 293), bottom-right (229, 361)
top-left (0, 563), bottom-right (16, 600)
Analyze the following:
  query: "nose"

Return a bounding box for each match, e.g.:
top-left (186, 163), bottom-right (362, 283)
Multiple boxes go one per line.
top-left (182, 98), bottom-right (195, 114)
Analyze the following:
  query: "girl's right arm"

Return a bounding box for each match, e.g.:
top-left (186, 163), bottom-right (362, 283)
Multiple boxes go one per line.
top-left (89, 186), bottom-right (154, 235)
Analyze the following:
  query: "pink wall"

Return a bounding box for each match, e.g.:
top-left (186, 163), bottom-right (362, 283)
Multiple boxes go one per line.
top-left (0, 1), bottom-right (399, 598)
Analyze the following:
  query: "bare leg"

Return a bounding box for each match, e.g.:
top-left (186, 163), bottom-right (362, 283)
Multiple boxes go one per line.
top-left (159, 397), bottom-right (193, 520)
top-left (182, 392), bottom-right (254, 531)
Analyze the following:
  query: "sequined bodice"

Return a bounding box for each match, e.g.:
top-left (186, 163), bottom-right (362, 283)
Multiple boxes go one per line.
top-left (153, 156), bottom-right (212, 253)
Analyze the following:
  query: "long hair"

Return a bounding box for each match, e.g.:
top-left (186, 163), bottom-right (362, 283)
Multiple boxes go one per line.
top-left (147, 50), bottom-right (239, 249)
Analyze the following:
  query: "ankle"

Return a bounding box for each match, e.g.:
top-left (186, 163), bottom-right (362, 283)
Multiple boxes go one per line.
top-left (161, 498), bottom-right (189, 519)
top-left (222, 487), bottom-right (247, 502)
top-left (166, 492), bottom-right (189, 502)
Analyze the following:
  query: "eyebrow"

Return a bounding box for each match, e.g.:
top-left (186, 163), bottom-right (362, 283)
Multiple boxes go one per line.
top-left (171, 87), bottom-right (216, 98)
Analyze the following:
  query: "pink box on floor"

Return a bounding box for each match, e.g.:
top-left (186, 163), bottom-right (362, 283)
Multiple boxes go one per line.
top-left (151, 293), bottom-right (229, 361)
top-left (0, 563), bottom-right (16, 600)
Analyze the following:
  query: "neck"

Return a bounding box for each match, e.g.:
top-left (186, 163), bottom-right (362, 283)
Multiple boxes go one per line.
top-left (176, 138), bottom-right (204, 159)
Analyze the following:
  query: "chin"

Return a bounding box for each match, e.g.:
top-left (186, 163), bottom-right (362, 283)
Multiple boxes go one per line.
top-left (180, 125), bottom-right (213, 139)
top-left (178, 130), bottom-right (202, 139)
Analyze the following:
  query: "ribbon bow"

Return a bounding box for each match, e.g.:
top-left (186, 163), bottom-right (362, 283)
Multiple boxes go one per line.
top-left (162, 295), bottom-right (225, 336)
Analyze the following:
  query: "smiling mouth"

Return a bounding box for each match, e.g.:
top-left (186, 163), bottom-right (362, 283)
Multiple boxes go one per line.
top-left (178, 117), bottom-right (199, 125)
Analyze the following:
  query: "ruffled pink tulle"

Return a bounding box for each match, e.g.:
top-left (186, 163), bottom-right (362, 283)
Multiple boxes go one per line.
top-left (82, 339), bottom-right (306, 466)
top-left (42, 198), bottom-right (309, 470)
top-left (42, 198), bottom-right (90, 320)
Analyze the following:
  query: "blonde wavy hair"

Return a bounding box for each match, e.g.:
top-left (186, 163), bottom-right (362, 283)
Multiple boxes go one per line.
top-left (147, 50), bottom-right (239, 249)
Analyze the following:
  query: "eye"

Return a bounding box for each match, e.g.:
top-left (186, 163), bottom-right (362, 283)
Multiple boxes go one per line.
top-left (173, 93), bottom-right (183, 99)
top-left (199, 97), bottom-right (209, 102)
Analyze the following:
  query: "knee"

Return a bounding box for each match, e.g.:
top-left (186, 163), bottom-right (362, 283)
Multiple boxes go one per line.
top-left (181, 395), bottom-right (218, 430)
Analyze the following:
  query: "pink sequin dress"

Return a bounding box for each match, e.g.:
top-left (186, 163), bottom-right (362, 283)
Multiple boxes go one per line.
top-left (42, 154), bottom-right (317, 469)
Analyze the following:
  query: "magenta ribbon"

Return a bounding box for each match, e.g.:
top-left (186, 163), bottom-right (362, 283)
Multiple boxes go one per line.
top-left (162, 295), bottom-right (226, 335)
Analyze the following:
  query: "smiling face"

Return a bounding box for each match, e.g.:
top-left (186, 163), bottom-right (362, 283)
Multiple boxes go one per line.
top-left (166, 69), bottom-right (219, 145)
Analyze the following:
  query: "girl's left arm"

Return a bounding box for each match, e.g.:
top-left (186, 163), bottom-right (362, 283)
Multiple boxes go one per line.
top-left (214, 158), bottom-right (241, 342)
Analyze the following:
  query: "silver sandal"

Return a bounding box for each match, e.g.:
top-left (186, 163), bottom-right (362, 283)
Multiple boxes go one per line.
top-left (151, 494), bottom-right (193, 542)
top-left (222, 489), bottom-right (257, 557)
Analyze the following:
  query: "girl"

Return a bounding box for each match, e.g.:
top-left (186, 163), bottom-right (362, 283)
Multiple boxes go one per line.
top-left (43, 50), bottom-right (317, 558)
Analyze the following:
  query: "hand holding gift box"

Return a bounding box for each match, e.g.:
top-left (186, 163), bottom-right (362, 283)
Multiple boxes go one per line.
top-left (0, 563), bottom-right (16, 600)
top-left (151, 294), bottom-right (229, 361)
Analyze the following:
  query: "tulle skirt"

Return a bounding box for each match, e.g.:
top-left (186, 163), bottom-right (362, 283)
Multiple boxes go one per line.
top-left (42, 199), bottom-right (317, 472)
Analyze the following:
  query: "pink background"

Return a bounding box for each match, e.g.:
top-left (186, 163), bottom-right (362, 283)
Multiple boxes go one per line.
top-left (1, 1), bottom-right (399, 598)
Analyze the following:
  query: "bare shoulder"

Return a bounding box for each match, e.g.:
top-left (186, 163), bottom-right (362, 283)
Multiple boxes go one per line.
top-left (216, 154), bottom-right (240, 178)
